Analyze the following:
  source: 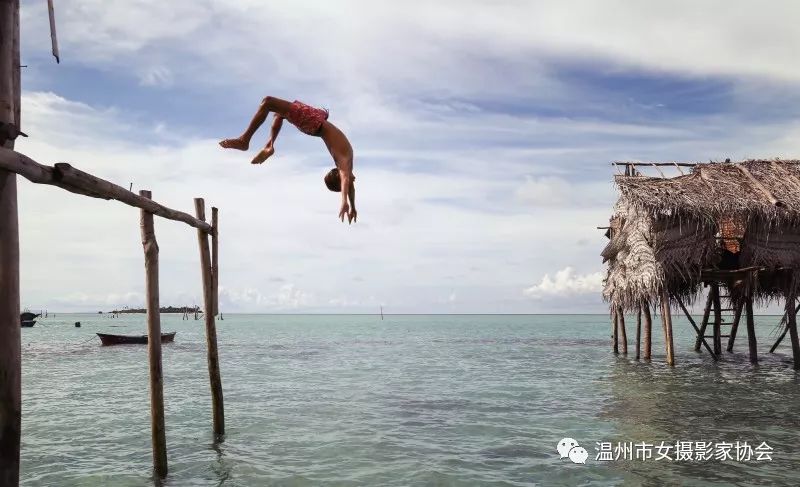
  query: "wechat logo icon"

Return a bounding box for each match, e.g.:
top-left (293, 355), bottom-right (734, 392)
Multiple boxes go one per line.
top-left (557, 437), bottom-right (588, 464)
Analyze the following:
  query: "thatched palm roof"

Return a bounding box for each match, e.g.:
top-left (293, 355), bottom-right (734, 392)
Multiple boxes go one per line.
top-left (603, 159), bottom-right (800, 311)
top-left (616, 160), bottom-right (800, 222)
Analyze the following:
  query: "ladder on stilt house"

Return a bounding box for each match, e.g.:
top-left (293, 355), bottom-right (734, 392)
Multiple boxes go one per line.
top-left (694, 283), bottom-right (744, 356)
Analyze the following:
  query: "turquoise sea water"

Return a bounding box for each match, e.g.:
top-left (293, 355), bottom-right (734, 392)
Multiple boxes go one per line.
top-left (19, 314), bottom-right (800, 486)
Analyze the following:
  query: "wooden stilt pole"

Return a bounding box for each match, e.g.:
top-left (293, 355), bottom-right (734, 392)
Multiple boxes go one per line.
top-left (769, 301), bottom-right (800, 353)
top-left (695, 290), bottom-right (713, 351)
top-left (194, 198), bottom-right (225, 436)
top-left (211, 207), bottom-right (219, 317)
top-left (745, 295), bottom-right (758, 364)
top-left (643, 301), bottom-right (652, 361)
top-left (140, 190), bottom-right (167, 478)
top-left (635, 306), bottom-right (642, 360)
top-left (0, 1), bottom-right (21, 484)
top-left (785, 293), bottom-right (800, 370)
top-left (712, 283), bottom-right (722, 356)
top-left (660, 291), bottom-right (675, 366)
top-left (770, 325), bottom-right (790, 354)
top-left (612, 309), bottom-right (619, 354)
top-left (618, 307), bottom-right (628, 355)
top-left (726, 300), bottom-right (744, 352)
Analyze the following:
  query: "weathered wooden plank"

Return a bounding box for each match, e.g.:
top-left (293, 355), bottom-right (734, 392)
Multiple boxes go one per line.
top-left (0, 150), bottom-right (213, 232)
top-left (54, 163), bottom-right (212, 232)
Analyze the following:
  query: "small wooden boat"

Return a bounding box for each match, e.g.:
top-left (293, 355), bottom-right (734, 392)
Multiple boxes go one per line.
top-left (96, 332), bottom-right (176, 346)
top-left (20, 312), bottom-right (40, 327)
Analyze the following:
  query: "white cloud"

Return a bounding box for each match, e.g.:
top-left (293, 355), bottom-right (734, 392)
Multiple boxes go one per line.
top-left (139, 66), bottom-right (174, 87)
top-left (523, 267), bottom-right (604, 299)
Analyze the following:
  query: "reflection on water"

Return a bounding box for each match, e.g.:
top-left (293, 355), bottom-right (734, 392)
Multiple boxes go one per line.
top-left (19, 313), bottom-right (800, 486)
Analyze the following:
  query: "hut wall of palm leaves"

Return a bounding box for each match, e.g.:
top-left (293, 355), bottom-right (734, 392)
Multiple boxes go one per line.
top-left (603, 159), bottom-right (800, 314)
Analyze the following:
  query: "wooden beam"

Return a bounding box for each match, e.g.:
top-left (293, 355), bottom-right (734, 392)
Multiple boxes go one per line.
top-left (642, 302), bottom-right (652, 361)
top-left (55, 164), bottom-right (213, 232)
top-left (769, 301), bottom-right (800, 353)
top-left (612, 162), bottom-right (697, 167)
top-left (674, 294), bottom-right (717, 360)
top-left (695, 292), bottom-right (713, 351)
top-left (0, 150), bottom-right (214, 232)
top-left (736, 164), bottom-right (782, 207)
top-left (660, 291), bottom-right (675, 366)
top-left (211, 207), bottom-right (219, 317)
top-left (700, 267), bottom-right (764, 281)
top-left (47, 0), bottom-right (59, 63)
top-left (770, 325), bottom-right (790, 354)
top-left (140, 190), bottom-right (167, 478)
top-left (726, 301), bottom-right (744, 352)
top-left (745, 295), bottom-right (758, 364)
top-left (651, 163), bottom-right (666, 178)
top-left (195, 198), bottom-right (225, 436)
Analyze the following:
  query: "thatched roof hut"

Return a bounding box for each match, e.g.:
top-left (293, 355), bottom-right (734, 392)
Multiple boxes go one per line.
top-left (601, 159), bottom-right (800, 368)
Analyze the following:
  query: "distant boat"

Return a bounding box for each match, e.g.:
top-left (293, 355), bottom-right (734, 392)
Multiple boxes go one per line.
top-left (21, 311), bottom-right (40, 327)
top-left (96, 332), bottom-right (176, 346)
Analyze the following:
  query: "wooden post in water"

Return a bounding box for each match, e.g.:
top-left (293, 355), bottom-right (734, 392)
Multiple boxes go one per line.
top-left (642, 301), bottom-right (652, 361)
top-left (612, 309), bottom-right (618, 354)
top-left (726, 301), bottom-right (744, 352)
top-left (194, 198), bottom-right (225, 436)
top-left (695, 291), bottom-right (713, 351)
top-left (660, 291), bottom-right (675, 366)
top-left (635, 306), bottom-right (642, 360)
top-left (140, 190), bottom-right (168, 478)
top-left (785, 292), bottom-right (800, 370)
top-left (211, 207), bottom-right (219, 317)
top-left (0, 1), bottom-right (21, 484)
top-left (618, 307), bottom-right (628, 354)
top-left (712, 283), bottom-right (722, 356)
top-left (745, 295), bottom-right (758, 364)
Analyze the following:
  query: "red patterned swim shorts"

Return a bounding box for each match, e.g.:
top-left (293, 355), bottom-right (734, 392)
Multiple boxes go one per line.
top-left (285, 100), bottom-right (329, 135)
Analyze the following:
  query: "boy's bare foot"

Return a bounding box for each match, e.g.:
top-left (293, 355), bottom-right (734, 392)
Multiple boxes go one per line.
top-left (251, 146), bottom-right (275, 164)
top-left (219, 137), bottom-right (249, 151)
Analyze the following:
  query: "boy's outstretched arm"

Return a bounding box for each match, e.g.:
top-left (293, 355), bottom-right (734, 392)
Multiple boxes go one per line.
top-left (338, 169), bottom-right (355, 223)
top-left (348, 178), bottom-right (357, 223)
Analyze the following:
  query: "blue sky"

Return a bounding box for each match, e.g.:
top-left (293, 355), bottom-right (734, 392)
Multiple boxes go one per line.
top-left (14, 0), bottom-right (800, 313)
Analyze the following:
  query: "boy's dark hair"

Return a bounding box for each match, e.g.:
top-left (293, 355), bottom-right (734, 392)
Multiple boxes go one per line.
top-left (324, 168), bottom-right (341, 192)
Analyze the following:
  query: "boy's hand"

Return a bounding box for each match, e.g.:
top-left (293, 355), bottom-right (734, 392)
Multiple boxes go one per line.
top-left (339, 202), bottom-right (350, 222)
top-left (348, 207), bottom-right (357, 224)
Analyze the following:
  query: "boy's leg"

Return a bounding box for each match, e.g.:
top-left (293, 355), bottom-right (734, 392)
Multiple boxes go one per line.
top-left (220, 96), bottom-right (291, 150)
top-left (251, 114), bottom-right (284, 164)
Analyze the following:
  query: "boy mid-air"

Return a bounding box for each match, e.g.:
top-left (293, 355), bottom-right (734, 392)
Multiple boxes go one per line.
top-left (219, 96), bottom-right (357, 223)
